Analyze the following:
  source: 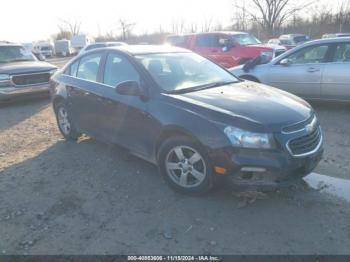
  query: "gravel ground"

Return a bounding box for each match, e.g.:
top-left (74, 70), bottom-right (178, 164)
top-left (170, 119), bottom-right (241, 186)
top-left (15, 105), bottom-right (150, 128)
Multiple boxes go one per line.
top-left (0, 97), bottom-right (349, 255)
top-left (0, 57), bottom-right (349, 254)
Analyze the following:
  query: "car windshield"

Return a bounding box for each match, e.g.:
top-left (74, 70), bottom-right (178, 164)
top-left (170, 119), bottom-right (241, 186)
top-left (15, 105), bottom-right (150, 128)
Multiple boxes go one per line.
top-left (0, 46), bottom-right (35, 63)
top-left (233, 34), bottom-right (261, 45)
top-left (136, 52), bottom-right (239, 93)
top-left (294, 36), bottom-right (308, 43)
top-left (280, 39), bottom-right (294, 45)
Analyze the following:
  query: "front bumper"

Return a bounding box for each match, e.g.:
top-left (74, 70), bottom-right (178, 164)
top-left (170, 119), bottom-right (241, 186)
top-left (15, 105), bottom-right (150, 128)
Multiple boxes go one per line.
top-left (0, 84), bottom-right (50, 101)
top-left (209, 144), bottom-right (323, 186)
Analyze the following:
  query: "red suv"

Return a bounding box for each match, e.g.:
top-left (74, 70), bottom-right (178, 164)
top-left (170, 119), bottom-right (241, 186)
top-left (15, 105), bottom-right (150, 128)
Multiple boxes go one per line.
top-left (166, 32), bottom-right (286, 68)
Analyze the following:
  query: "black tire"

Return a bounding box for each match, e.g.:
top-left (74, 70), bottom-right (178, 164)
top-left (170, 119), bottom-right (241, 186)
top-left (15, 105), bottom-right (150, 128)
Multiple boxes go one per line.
top-left (158, 136), bottom-right (214, 195)
top-left (54, 101), bottom-right (81, 141)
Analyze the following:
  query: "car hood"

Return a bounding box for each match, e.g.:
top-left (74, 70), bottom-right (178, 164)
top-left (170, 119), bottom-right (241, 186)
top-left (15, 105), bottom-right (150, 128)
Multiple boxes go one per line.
top-left (246, 43), bottom-right (286, 51)
top-left (166, 82), bottom-right (312, 133)
top-left (0, 61), bottom-right (57, 75)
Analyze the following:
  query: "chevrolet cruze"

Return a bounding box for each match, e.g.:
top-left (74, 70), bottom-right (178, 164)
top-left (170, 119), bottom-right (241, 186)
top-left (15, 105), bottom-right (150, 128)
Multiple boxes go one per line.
top-left (50, 45), bottom-right (323, 194)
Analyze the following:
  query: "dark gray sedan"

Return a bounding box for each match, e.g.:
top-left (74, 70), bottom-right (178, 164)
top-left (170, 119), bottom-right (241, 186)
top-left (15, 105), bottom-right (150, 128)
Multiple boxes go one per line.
top-left (230, 37), bottom-right (350, 101)
top-left (0, 43), bottom-right (57, 101)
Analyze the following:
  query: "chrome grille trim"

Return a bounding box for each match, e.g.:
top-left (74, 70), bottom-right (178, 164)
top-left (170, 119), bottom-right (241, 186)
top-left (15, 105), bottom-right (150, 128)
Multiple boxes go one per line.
top-left (286, 127), bottom-right (323, 158)
top-left (282, 115), bottom-right (316, 134)
top-left (10, 72), bottom-right (51, 87)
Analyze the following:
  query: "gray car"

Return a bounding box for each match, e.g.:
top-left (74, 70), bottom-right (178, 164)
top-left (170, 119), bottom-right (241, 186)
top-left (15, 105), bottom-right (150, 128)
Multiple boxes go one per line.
top-left (230, 37), bottom-right (350, 101)
top-left (0, 43), bottom-right (57, 101)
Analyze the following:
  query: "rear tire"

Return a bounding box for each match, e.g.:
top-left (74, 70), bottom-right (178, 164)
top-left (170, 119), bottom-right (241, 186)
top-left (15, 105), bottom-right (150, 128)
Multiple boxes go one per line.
top-left (158, 136), bottom-right (214, 195)
top-left (54, 101), bottom-right (81, 141)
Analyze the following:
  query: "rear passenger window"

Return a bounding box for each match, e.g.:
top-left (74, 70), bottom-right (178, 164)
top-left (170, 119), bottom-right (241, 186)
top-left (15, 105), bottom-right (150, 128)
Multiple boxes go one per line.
top-left (103, 53), bottom-right (140, 87)
top-left (196, 35), bottom-right (219, 47)
top-left (77, 53), bottom-right (102, 82)
top-left (332, 43), bottom-right (350, 62)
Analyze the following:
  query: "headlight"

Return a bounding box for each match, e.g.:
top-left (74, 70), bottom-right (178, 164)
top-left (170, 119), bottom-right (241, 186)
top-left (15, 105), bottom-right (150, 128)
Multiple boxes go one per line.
top-left (224, 126), bottom-right (274, 149)
top-left (0, 74), bottom-right (10, 81)
top-left (260, 51), bottom-right (273, 58)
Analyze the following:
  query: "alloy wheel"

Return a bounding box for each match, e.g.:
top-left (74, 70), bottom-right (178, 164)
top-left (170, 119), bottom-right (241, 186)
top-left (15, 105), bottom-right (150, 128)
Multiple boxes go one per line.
top-left (165, 146), bottom-right (207, 188)
top-left (57, 107), bottom-right (71, 135)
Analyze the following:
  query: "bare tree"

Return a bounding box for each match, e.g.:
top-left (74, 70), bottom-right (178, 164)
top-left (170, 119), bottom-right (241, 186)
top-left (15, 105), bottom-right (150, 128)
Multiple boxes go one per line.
top-left (118, 19), bottom-right (136, 40)
top-left (187, 22), bottom-right (198, 33)
top-left (201, 16), bottom-right (213, 32)
top-left (53, 29), bottom-right (72, 41)
top-left (233, 0), bottom-right (314, 37)
top-left (59, 19), bottom-right (82, 36)
top-left (171, 18), bottom-right (186, 34)
top-left (232, 1), bottom-right (249, 31)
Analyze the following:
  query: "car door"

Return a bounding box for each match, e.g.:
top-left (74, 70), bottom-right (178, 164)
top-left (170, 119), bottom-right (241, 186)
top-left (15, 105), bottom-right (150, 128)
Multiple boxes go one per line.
top-left (321, 42), bottom-right (350, 100)
top-left (67, 51), bottom-right (105, 136)
top-left (96, 52), bottom-right (156, 156)
top-left (265, 44), bottom-right (331, 99)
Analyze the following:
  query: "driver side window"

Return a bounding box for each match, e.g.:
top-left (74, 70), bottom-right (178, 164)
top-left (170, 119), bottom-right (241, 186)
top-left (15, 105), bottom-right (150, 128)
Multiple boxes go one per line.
top-left (103, 53), bottom-right (140, 87)
top-left (286, 45), bottom-right (329, 65)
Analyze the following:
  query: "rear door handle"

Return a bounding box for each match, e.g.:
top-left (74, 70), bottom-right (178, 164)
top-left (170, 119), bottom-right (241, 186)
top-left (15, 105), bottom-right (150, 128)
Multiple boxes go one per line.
top-left (307, 67), bottom-right (320, 73)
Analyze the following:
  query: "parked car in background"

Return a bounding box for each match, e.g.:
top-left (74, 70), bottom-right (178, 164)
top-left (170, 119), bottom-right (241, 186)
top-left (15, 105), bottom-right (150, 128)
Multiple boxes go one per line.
top-left (230, 37), bottom-right (350, 101)
top-left (79, 41), bottom-right (127, 54)
top-left (22, 42), bottom-right (34, 52)
top-left (34, 42), bottom-right (55, 58)
top-left (322, 33), bottom-right (350, 38)
top-left (54, 40), bottom-right (73, 57)
top-left (51, 45), bottom-right (323, 194)
top-left (165, 32), bottom-right (286, 68)
top-left (71, 34), bottom-right (91, 54)
top-left (0, 43), bottom-right (57, 101)
top-left (279, 34), bottom-right (310, 46)
top-left (267, 38), bottom-right (296, 50)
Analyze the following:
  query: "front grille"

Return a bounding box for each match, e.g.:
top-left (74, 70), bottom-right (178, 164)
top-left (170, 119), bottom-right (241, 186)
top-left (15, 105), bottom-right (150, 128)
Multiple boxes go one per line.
top-left (282, 115), bottom-right (315, 133)
top-left (288, 127), bottom-right (321, 156)
top-left (12, 73), bottom-right (50, 86)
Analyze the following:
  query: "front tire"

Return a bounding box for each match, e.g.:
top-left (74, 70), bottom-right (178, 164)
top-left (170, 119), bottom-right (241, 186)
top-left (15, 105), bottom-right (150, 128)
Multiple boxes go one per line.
top-left (54, 101), bottom-right (81, 141)
top-left (158, 137), bottom-right (213, 194)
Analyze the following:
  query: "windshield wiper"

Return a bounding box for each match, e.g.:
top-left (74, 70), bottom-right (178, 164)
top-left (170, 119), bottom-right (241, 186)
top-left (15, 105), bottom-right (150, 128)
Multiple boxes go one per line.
top-left (168, 81), bottom-right (237, 94)
top-left (12, 59), bottom-right (33, 62)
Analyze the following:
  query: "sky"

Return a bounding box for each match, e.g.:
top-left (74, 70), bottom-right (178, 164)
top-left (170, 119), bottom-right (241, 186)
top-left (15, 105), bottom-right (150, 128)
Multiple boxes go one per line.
top-left (0, 0), bottom-right (344, 43)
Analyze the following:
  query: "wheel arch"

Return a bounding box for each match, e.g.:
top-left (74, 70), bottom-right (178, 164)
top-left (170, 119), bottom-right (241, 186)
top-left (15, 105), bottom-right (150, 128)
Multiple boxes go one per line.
top-left (52, 95), bottom-right (66, 110)
top-left (155, 126), bottom-right (202, 160)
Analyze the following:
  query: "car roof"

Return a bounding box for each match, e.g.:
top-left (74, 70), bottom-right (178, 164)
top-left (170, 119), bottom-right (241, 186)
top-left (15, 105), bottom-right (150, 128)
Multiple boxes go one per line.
top-left (303, 37), bottom-right (350, 45)
top-left (280, 34), bottom-right (307, 38)
top-left (106, 44), bottom-right (190, 55)
top-left (0, 42), bottom-right (22, 47)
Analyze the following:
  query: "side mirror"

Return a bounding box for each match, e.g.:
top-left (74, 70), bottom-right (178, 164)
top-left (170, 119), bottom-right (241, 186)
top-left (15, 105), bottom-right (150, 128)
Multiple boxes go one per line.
top-left (279, 58), bottom-right (290, 66)
top-left (116, 81), bottom-right (142, 96)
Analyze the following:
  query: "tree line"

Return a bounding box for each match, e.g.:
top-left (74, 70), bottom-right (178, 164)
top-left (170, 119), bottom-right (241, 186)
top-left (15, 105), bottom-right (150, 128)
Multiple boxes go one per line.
top-left (52, 0), bottom-right (350, 44)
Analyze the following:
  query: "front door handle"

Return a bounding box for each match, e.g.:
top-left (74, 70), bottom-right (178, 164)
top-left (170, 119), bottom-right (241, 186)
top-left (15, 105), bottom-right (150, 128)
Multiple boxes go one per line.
top-left (307, 67), bottom-right (320, 73)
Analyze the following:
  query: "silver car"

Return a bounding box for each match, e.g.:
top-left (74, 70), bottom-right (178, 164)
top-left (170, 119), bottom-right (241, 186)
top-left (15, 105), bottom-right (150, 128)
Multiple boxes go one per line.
top-left (230, 37), bottom-right (350, 101)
